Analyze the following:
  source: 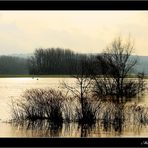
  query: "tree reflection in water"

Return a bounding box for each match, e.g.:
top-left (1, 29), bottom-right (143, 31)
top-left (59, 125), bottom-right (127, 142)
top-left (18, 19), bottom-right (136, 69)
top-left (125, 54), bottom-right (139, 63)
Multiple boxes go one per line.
top-left (11, 108), bottom-right (148, 138)
top-left (11, 93), bottom-right (148, 137)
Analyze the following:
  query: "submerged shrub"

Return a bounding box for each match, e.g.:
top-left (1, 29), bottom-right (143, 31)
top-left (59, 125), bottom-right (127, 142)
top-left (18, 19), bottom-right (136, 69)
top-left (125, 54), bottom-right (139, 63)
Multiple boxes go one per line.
top-left (11, 88), bottom-right (69, 123)
top-left (74, 96), bottom-right (102, 125)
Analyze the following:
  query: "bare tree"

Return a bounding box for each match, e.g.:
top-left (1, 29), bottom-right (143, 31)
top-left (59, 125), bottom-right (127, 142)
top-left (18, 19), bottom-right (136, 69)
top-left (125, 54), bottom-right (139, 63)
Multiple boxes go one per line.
top-left (91, 37), bottom-right (145, 104)
top-left (62, 60), bottom-right (101, 124)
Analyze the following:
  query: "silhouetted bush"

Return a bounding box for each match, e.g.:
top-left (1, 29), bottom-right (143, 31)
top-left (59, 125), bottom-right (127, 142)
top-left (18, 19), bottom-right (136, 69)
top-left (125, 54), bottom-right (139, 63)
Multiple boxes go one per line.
top-left (88, 37), bottom-right (146, 104)
top-left (11, 88), bottom-right (70, 124)
top-left (75, 98), bottom-right (98, 125)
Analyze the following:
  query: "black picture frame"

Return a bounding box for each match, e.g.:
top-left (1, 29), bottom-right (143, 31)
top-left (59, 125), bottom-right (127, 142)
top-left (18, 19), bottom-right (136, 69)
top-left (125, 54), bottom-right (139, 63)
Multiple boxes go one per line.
top-left (0, 0), bottom-right (148, 147)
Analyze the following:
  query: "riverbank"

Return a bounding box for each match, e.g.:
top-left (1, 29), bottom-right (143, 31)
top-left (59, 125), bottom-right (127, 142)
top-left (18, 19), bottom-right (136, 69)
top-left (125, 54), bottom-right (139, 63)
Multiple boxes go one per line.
top-left (0, 74), bottom-right (148, 78)
top-left (0, 75), bottom-right (73, 78)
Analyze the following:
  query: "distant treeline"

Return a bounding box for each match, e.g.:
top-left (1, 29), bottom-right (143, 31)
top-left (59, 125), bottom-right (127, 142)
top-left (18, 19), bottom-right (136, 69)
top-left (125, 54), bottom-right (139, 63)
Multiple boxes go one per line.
top-left (0, 48), bottom-right (147, 75)
top-left (28, 48), bottom-right (97, 75)
top-left (0, 56), bottom-right (28, 75)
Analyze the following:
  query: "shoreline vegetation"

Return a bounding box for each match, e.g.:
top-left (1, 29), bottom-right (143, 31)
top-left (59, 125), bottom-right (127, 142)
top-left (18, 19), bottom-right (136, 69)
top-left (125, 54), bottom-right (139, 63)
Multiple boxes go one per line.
top-left (0, 74), bottom-right (148, 79)
top-left (0, 74), bottom-right (72, 78)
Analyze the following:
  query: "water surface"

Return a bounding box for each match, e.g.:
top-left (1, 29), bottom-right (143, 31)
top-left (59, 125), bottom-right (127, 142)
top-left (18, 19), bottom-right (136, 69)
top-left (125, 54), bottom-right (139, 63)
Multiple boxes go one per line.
top-left (0, 77), bottom-right (148, 137)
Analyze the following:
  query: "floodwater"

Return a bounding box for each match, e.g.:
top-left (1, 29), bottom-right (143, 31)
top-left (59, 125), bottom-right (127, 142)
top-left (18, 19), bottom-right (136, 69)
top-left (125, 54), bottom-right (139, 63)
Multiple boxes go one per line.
top-left (0, 77), bottom-right (148, 137)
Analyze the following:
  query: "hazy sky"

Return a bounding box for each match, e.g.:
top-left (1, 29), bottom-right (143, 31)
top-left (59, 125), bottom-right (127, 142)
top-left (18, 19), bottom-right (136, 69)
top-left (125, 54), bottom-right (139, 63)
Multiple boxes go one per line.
top-left (0, 11), bottom-right (148, 56)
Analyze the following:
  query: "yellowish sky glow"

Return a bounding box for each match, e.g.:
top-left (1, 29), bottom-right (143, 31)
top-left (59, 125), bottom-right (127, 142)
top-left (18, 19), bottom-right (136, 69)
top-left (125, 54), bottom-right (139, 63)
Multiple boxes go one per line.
top-left (0, 11), bottom-right (148, 56)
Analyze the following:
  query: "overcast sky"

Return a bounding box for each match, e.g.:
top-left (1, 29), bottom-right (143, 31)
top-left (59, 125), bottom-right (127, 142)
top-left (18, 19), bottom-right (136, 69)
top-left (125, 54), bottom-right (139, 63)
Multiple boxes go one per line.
top-left (0, 11), bottom-right (148, 56)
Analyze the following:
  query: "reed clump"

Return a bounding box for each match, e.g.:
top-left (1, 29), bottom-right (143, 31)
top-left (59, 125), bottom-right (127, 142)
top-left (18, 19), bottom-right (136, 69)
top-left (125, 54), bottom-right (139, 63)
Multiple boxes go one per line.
top-left (11, 88), bottom-right (148, 135)
top-left (11, 88), bottom-right (68, 124)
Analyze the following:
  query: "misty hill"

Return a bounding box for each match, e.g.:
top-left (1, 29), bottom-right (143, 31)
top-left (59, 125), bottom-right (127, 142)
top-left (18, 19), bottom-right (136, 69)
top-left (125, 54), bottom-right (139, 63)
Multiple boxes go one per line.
top-left (135, 56), bottom-right (148, 75)
top-left (7, 53), bottom-right (32, 59)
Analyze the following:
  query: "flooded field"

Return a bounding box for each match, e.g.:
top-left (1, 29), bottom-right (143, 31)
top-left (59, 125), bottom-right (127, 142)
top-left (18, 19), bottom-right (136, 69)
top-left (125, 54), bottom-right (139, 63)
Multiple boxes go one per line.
top-left (0, 77), bottom-right (148, 137)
